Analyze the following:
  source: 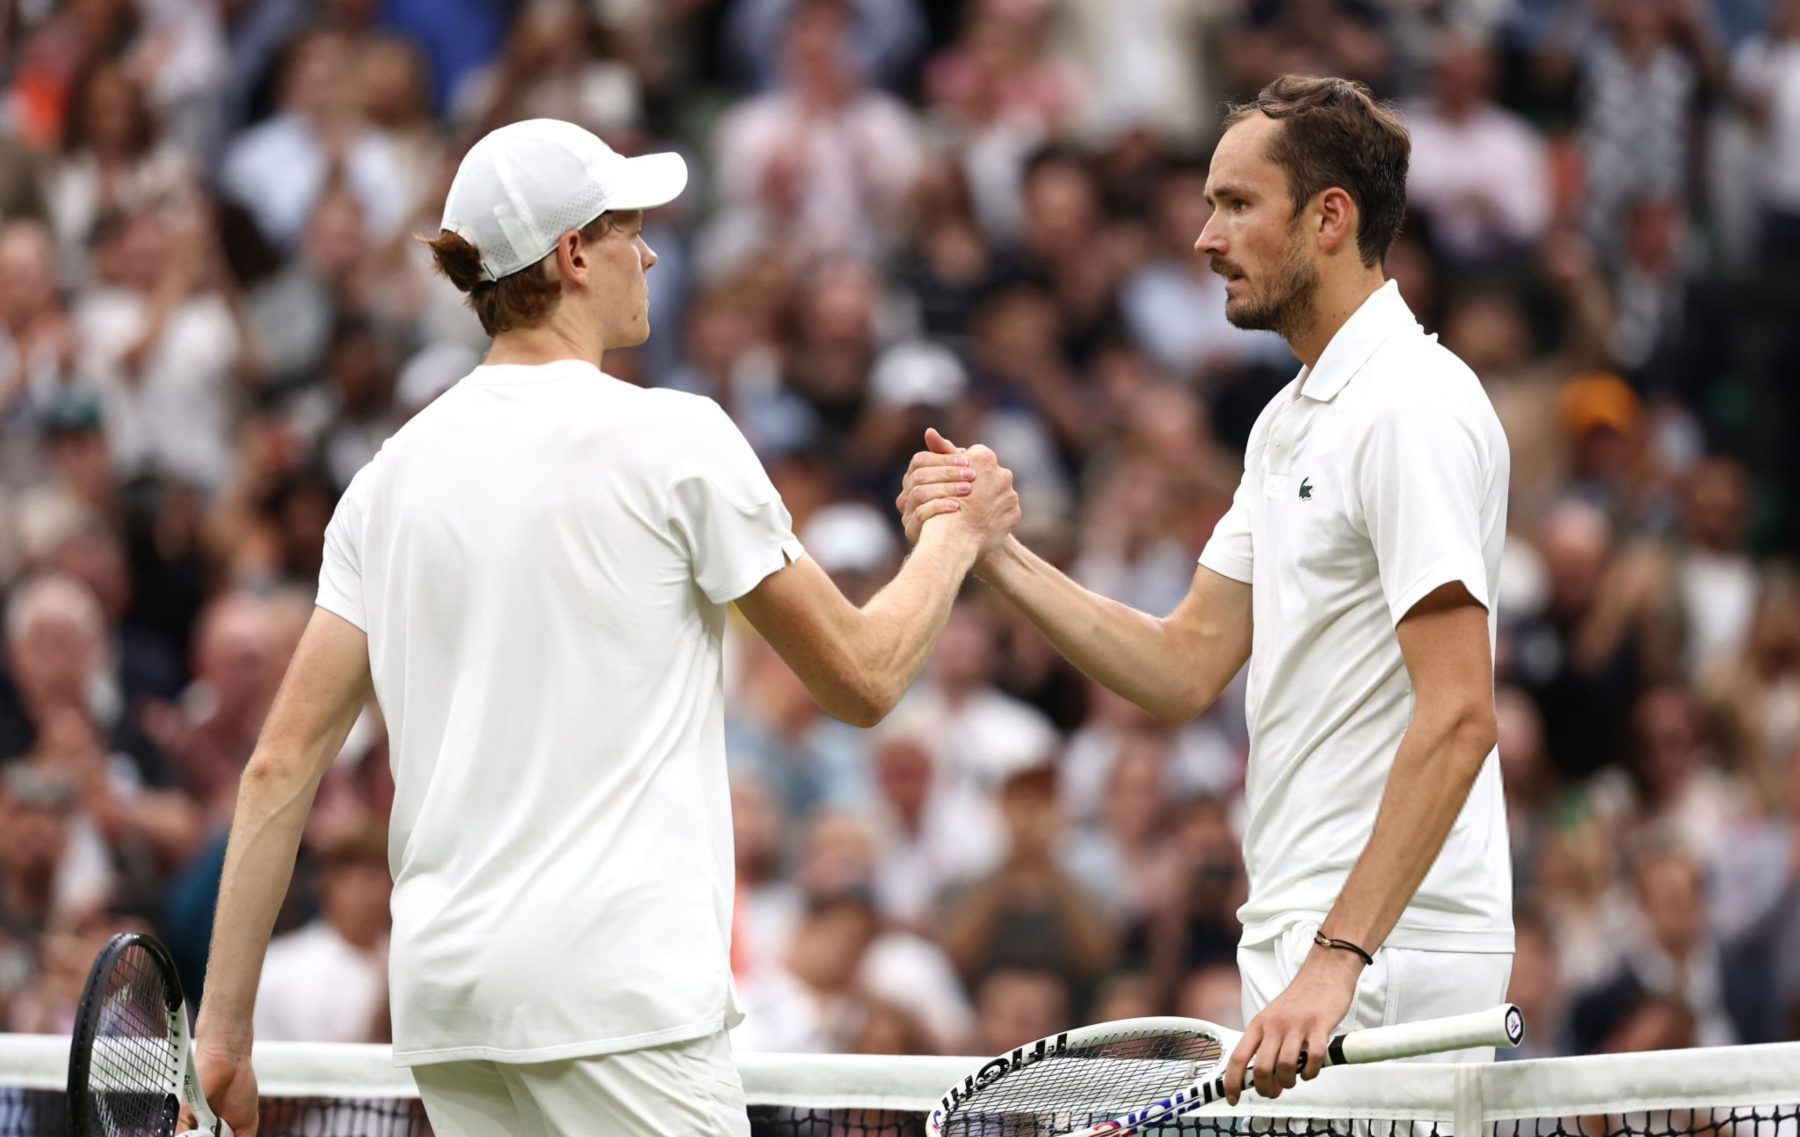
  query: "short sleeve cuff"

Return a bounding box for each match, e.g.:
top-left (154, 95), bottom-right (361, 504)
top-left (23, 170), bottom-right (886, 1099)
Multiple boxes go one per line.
top-left (705, 533), bottom-right (805, 605)
top-left (314, 588), bottom-right (367, 633)
top-left (1385, 561), bottom-right (1489, 626)
top-left (1198, 542), bottom-right (1253, 585)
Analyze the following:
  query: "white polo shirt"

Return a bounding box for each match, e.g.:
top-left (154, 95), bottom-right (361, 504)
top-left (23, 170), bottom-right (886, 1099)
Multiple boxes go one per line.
top-left (1198, 281), bottom-right (1513, 954)
top-left (316, 360), bottom-right (803, 1065)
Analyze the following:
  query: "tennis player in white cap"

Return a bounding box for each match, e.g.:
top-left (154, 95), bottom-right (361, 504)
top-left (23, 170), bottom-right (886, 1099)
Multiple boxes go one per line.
top-left (192, 119), bottom-right (1019, 1136)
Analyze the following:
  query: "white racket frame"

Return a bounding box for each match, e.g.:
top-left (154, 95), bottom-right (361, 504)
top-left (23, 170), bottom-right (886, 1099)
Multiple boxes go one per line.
top-left (925, 1003), bottom-right (1525, 1137)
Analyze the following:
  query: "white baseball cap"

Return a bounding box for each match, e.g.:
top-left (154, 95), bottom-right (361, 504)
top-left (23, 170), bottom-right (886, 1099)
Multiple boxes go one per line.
top-left (439, 118), bottom-right (688, 282)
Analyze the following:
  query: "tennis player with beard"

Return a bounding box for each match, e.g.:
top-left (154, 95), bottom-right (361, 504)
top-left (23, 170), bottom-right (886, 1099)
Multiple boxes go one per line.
top-left (899, 75), bottom-right (1513, 1103)
top-left (190, 119), bottom-right (1019, 1137)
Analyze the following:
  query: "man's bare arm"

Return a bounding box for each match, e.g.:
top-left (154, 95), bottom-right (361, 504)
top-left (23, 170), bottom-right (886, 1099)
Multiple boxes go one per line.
top-left (1222, 581), bottom-right (1497, 1104)
top-left (1314, 582), bottom-right (1498, 950)
top-left (734, 448), bottom-right (1019, 727)
top-left (974, 541), bottom-right (1252, 724)
top-left (898, 433), bottom-right (1251, 723)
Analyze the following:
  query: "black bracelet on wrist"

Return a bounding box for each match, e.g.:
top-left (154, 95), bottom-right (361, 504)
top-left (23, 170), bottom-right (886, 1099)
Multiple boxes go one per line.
top-left (1313, 930), bottom-right (1375, 966)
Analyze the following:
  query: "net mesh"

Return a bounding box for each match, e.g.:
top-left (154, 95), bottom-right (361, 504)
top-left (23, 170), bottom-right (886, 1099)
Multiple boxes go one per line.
top-left (4, 1035), bottom-right (1798, 1137)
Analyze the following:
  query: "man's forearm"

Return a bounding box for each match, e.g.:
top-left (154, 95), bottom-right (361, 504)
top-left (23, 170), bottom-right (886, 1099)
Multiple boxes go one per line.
top-left (1319, 710), bottom-right (1497, 951)
top-left (978, 537), bottom-right (1229, 723)
top-left (844, 520), bottom-right (984, 717)
top-left (192, 750), bottom-right (328, 1056)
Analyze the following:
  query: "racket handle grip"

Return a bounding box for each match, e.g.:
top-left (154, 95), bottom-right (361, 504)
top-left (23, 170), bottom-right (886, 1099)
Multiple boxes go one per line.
top-left (1330, 1003), bottom-right (1525, 1066)
top-left (176, 1122), bottom-right (233, 1137)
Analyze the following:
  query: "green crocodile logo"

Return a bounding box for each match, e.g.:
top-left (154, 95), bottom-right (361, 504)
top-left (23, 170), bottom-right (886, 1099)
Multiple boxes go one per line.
top-left (1299, 478), bottom-right (1313, 501)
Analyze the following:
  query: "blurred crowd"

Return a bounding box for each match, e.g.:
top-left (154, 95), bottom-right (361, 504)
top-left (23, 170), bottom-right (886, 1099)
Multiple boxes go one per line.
top-left (2, 0), bottom-right (1799, 1069)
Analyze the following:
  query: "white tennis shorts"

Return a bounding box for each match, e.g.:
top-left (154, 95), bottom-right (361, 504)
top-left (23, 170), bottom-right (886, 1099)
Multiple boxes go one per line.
top-left (410, 1030), bottom-right (751, 1137)
top-left (1238, 919), bottom-right (1514, 1063)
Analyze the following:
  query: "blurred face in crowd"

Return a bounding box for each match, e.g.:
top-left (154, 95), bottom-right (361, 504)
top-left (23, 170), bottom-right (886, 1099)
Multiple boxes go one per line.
top-left (1104, 734), bottom-right (1169, 841)
top-left (1157, 170), bottom-right (1213, 257)
top-left (1495, 685), bottom-right (1547, 797)
top-left (195, 594), bottom-right (279, 723)
top-left (1090, 972), bottom-right (1159, 1023)
top-left (76, 61), bottom-right (144, 158)
top-left (1176, 964), bottom-right (1243, 1029)
top-left (798, 812), bottom-right (878, 901)
top-left (0, 776), bottom-right (74, 887)
top-left (784, 1), bottom-right (854, 102)
top-left (974, 968), bottom-right (1068, 1053)
top-left (1198, 115), bottom-right (1322, 337)
top-left (303, 189), bottom-right (367, 281)
top-left (94, 211), bottom-right (166, 292)
top-left (51, 530), bottom-right (130, 624)
top-left (873, 734), bottom-right (934, 822)
top-left (786, 897), bottom-right (879, 991)
top-left (1681, 457), bottom-right (1749, 553)
top-left (0, 221), bottom-right (59, 327)
top-left (6, 580), bottom-right (105, 715)
top-left (932, 603), bottom-right (995, 692)
top-left (730, 775), bottom-right (783, 882)
top-left (1443, 293), bottom-right (1530, 375)
top-left (1432, 37), bottom-right (1496, 116)
top-left (1632, 686), bottom-right (1700, 801)
top-left (356, 37), bottom-right (429, 128)
top-left (1022, 159), bottom-right (1101, 260)
top-left (1537, 499), bottom-right (1613, 616)
top-left (1635, 851), bottom-right (1705, 960)
top-left (281, 31), bottom-right (351, 121)
top-left (322, 853), bottom-right (392, 950)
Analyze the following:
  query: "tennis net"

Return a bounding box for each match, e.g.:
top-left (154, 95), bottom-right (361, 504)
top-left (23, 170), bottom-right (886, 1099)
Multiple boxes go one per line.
top-left (3, 1032), bottom-right (1797, 1137)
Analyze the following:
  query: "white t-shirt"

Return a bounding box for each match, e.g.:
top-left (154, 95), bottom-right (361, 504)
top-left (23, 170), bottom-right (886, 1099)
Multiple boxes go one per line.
top-left (316, 360), bottom-right (803, 1065)
top-left (253, 923), bottom-right (385, 1044)
top-left (1199, 282), bottom-right (1513, 954)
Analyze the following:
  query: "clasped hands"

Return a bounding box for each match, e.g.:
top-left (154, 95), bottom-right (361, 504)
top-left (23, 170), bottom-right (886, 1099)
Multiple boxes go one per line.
top-left (894, 427), bottom-right (1020, 553)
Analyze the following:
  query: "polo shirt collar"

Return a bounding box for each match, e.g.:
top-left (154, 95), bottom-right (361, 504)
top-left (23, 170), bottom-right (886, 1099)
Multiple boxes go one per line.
top-left (1297, 279), bottom-right (1419, 403)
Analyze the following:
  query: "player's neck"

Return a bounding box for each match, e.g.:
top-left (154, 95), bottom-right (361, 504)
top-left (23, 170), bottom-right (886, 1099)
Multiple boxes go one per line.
top-left (1287, 269), bottom-right (1387, 370)
top-left (483, 310), bottom-right (610, 372)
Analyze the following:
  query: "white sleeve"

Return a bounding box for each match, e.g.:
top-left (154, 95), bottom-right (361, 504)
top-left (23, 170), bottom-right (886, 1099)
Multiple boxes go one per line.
top-left (1197, 466), bottom-right (1255, 584)
top-left (316, 467), bottom-right (372, 631)
top-left (1353, 399), bottom-right (1492, 625)
top-left (667, 400), bottom-right (805, 604)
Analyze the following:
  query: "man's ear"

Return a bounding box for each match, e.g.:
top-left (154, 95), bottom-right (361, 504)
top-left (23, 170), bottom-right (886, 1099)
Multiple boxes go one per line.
top-left (1315, 187), bottom-right (1359, 255)
top-left (551, 230), bottom-right (586, 284)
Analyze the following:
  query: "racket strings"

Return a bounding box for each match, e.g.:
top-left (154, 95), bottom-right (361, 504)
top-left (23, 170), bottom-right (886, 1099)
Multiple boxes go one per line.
top-left (941, 1033), bottom-right (1226, 1136)
top-left (84, 943), bottom-right (181, 1137)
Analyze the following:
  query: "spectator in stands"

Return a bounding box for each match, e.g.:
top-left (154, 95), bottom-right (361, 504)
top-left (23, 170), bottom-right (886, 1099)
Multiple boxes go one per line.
top-left (0, 220), bottom-right (77, 487)
top-left (450, 0), bottom-right (641, 140)
top-left (970, 965), bottom-right (1069, 1053)
top-left (868, 723), bottom-right (999, 929)
top-left (218, 27), bottom-right (407, 248)
top-left (74, 204), bottom-right (244, 496)
top-left (901, 597), bottom-right (1061, 808)
top-left (139, 591), bottom-right (280, 828)
top-left (46, 58), bottom-right (196, 278)
top-left (253, 824), bottom-right (391, 1043)
top-left (1174, 962), bottom-right (1244, 1029)
top-left (939, 763), bottom-right (1114, 992)
top-left (710, 0), bottom-right (924, 267)
top-left (1729, 0), bottom-right (1800, 261)
top-left (1571, 843), bottom-right (1776, 1050)
top-left (1577, 0), bottom-right (1714, 261)
top-left (1404, 34), bottom-right (1554, 264)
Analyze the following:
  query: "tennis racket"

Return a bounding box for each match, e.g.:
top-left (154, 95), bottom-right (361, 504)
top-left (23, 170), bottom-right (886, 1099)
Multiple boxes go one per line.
top-left (927, 1003), bottom-right (1525, 1136)
top-left (66, 931), bottom-right (233, 1137)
